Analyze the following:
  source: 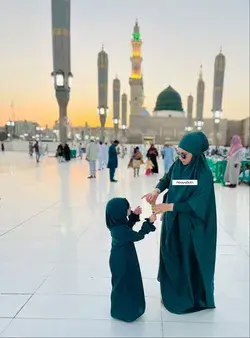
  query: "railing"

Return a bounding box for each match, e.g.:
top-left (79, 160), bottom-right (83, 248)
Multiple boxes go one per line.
top-left (206, 158), bottom-right (250, 185)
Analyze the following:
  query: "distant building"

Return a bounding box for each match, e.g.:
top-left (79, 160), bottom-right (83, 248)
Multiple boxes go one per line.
top-left (14, 120), bottom-right (39, 137)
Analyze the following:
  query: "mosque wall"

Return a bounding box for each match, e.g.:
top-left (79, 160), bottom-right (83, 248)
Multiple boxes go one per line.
top-left (242, 117), bottom-right (250, 146)
top-left (226, 120), bottom-right (243, 145)
top-left (128, 115), bottom-right (228, 145)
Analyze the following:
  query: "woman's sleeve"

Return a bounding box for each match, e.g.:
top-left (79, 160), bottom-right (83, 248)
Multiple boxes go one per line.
top-left (127, 220), bottom-right (156, 242)
top-left (127, 213), bottom-right (140, 228)
top-left (155, 163), bottom-right (174, 192)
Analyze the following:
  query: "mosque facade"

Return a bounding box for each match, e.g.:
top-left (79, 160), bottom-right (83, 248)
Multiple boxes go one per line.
top-left (126, 20), bottom-right (231, 145)
top-left (96, 21), bottom-right (248, 146)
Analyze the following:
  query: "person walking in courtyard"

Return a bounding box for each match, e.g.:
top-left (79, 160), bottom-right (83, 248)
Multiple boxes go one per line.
top-left (107, 140), bottom-right (119, 182)
top-left (163, 144), bottom-right (174, 173)
top-left (224, 135), bottom-right (244, 188)
top-left (106, 197), bottom-right (156, 322)
top-left (146, 144), bottom-right (159, 174)
top-left (142, 131), bottom-right (217, 314)
top-left (64, 143), bottom-right (71, 162)
top-left (33, 141), bottom-right (40, 163)
top-left (29, 141), bottom-right (33, 157)
top-left (145, 157), bottom-right (154, 176)
top-left (128, 146), bottom-right (143, 177)
top-left (86, 137), bottom-right (98, 179)
top-left (56, 144), bottom-right (64, 162)
top-left (78, 143), bottom-right (83, 160)
top-left (98, 141), bottom-right (105, 170)
top-left (104, 142), bottom-right (109, 167)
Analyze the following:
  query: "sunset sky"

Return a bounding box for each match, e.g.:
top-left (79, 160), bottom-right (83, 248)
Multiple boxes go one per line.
top-left (0, 0), bottom-right (249, 128)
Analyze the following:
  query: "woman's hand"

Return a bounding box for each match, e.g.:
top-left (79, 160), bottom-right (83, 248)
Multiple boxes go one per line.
top-left (153, 203), bottom-right (174, 214)
top-left (142, 190), bottom-right (160, 205)
top-left (133, 206), bottom-right (142, 215)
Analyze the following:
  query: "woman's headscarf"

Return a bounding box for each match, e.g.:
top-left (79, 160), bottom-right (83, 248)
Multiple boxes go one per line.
top-left (106, 197), bottom-right (130, 229)
top-left (169, 131), bottom-right (210, 204)
top-left (227, 135), bottom-right (243, 158)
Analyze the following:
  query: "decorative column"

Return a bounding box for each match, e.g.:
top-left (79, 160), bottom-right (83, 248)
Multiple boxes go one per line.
top-left (113, 77), bottom-right (120, 140)
top-left (194, 65), bottom-right (205, 131)
top-left (121, 93), bottom-right (128, 140)
top-left (212, 48), bottom-right (226, 146)
top-left (97, 45), bottom-right (108, 142)
top-left (185, 94), bottom-right (193, 132)
top-left (51, 0), bottom-right (73, 144)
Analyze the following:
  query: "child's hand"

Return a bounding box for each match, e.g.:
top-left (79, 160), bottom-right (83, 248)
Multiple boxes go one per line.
top-left (149, 214), bottom-right (156, 223)
top-left (133, 206), bottom-right (142, 215)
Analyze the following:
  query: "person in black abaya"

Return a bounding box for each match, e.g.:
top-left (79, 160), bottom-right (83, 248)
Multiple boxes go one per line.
top-left (146, 144), bottom-right (159, 174)
top-left (64, 143), bottom-right (71, 161)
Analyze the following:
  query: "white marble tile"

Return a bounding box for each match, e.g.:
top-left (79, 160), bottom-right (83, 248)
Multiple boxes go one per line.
top-left (161, 297), bottom-right (249, 323)
top-left (0, 295), bottom-right (31, 318)
top-left (0, 319), bottom-right (12, 336)
top-left (0, 319), bottom-right (162, 337)
top-left (0, 153), bottom-right (249, 337)
top-left (16, 295), bottom-right (161, 322)
top-left (162, 322), bottom-right (249, 337)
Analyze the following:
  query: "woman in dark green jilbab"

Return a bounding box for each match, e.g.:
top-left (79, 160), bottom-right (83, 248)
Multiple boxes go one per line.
top-left (106, 198), bottom-right (156, 322)
top-left (142, 131), bottom-right (217, 314)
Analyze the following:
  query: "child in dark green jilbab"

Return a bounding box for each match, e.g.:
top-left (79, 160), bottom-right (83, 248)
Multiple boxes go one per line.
top-left (106, 197), bottom-right (156, 322)
top-left (143, 131), bottom-right (217, 315)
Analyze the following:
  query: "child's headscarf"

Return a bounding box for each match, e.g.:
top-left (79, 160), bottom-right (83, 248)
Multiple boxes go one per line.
top-left (106, 197), bottom-right (130, 229)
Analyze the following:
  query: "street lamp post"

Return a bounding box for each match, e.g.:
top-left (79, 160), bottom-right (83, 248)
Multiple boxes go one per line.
top-left (6, 121), bottom-right (15, 139)
top-left (51, 0), bottom-right (72, 145)
top-left (36, 126), bottom-right (44, 140)
top-left (213, 110), bottom-right (222, 147)
top-left (51, 70), bottom-right (73, 144)
top-left (97, 107), bottom-right (109, 142)
top-left (121, 125), bottom-right (127, 143)
top-left (113, 118), bottom-right (120, 140)
top-left (194, 120), bottom-right (204, 131)
top-left (185, 126), bottom-right (193, 133)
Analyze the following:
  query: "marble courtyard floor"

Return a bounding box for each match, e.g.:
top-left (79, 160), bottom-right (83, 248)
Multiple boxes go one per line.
top-left (0, 152), bottom-right (249, 337)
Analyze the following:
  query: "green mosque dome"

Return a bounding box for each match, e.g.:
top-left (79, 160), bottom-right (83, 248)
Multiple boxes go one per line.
top-left (154, 85), bottom-right (184, 112)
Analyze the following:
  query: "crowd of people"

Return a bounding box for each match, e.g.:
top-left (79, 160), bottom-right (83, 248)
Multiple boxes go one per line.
top-left (24, 134), bottom-right (249, 188)
top-left (2, 133), bottom-right (249, 188)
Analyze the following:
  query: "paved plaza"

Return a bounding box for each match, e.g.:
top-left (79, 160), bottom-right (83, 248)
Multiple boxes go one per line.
top-left (0, 152), bottom-right (249, 337)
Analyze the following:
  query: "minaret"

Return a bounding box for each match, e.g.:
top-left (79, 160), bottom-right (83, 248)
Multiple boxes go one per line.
top-left (113, 77), bottom-right (121, 139)
top-left (129, 20), bottom-right (144, 119)
top-left (212, 48), bottom-right (226, 146)
top-left (97, 45), bottom-right (108, 141)
top-left (195, 65), bottom-right (205, 130)
top-left (186, 94), bottom-right (194, 132)
top-left (121, 93), bottom-right (128, 138)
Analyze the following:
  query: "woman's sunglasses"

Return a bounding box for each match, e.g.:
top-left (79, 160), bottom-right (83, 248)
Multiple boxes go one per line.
top-left (175, 148), bottom-right (187, 159)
